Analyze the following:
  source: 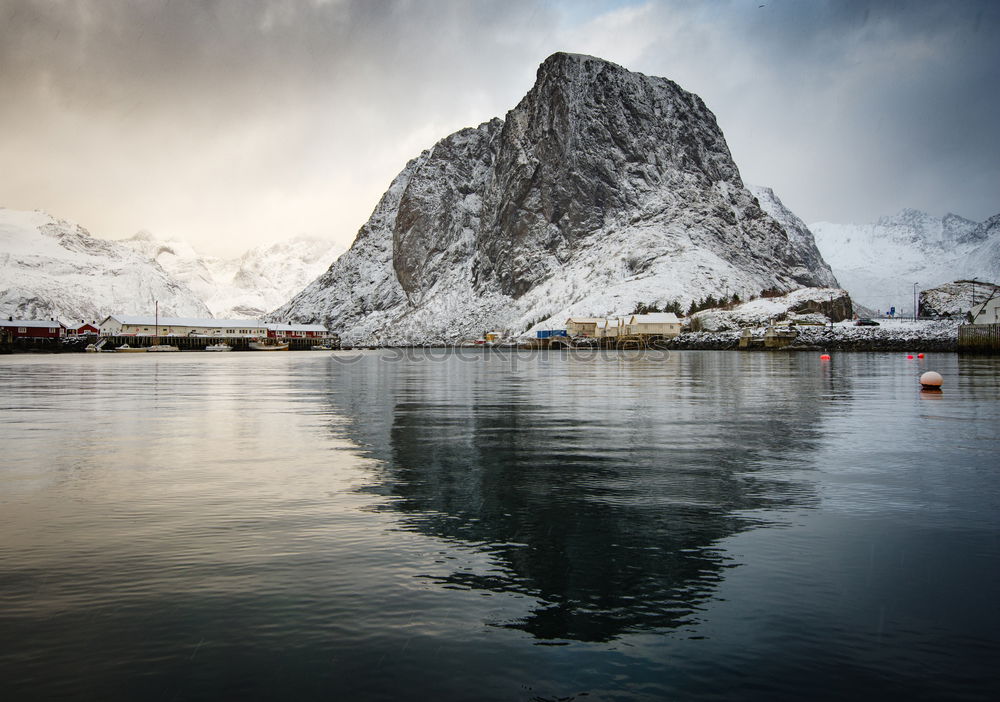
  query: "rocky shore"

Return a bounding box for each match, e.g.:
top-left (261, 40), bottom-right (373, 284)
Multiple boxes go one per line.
top-left (661, 320), bottom-right (961, 352)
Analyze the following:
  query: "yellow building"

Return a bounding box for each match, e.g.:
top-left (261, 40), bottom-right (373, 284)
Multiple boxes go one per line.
top-left (565, 317), bottom-right (604, 337)
top-left (625, 313), bottom-right (682, 337)
top-left (595, 318), bottom-right (625, 338)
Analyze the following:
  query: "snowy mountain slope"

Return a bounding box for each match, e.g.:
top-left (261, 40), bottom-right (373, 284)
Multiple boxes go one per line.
top-left (810, 209), bottom-right (1000, 314)
top-left (272, 52), bottom-right (837, 343)
top-left (122, 233), bottom-right (345, 318)
top-left (0, 208), bottom-right (211, 321)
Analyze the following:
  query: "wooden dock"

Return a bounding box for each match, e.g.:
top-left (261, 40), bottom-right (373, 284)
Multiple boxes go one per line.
top-left (739, 326), bottom-right (798, 350)
top-left (96, 336), bottom-right (339, 351)
top-left (958, 324), bottom-right (1000, 353)
top-left (5, 335), bottom-right (342, 353)
top-left (524, 335), bottom-right (675, 350)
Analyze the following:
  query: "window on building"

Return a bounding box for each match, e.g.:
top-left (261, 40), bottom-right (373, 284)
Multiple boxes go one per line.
top-left (18, 327), bottom-right (26, 333)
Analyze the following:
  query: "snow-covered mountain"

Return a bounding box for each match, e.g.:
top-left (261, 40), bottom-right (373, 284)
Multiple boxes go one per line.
top-left (121, 233), bottom-right (345, 318)
top-left (272, 52), bottom-right (837, 343)
top-left (810, 209), bottom-right (1000, 315)
top-left (0, 208), bottom-right (211, 321)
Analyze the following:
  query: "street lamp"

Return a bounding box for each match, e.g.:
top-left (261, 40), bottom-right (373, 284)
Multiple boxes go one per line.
top-left (913, 282), bottom-right (919, 321)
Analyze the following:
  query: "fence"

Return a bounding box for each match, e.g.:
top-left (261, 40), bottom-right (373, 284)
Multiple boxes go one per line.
top-left (958, 324), bottom-right (1000, 353)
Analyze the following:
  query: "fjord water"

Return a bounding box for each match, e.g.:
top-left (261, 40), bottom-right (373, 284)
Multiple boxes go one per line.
top-left (1, 350), bottom-right (998, 701)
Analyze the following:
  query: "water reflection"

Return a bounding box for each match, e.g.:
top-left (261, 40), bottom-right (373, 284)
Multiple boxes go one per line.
top-left (322, 349), bottom-right (839, 642)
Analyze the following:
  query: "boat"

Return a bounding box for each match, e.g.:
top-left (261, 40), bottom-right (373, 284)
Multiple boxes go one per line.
top-left (147, 344), bottom-right (180, 352)
top-left (248, 339), bottom-right (289, 351)
top-left (205, 343), bottom-right (232, 352)
top-left (311, 344), bottom-right (335, 351)
top-left (115, 344), bottom-right (146, 353)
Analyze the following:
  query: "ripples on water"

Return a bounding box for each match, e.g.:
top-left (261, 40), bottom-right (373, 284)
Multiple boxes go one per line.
top-left (1, 350), bottom-right (998, 701)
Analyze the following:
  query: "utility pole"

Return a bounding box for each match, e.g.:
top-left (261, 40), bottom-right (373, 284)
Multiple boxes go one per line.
top-left (913, 283), bottom-right (919, 321)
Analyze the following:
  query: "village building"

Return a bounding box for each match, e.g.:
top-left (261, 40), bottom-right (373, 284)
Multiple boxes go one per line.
top-left (565, 317), bottom-right (604, 337)
top-left (970, 294), bottom-right (1000, 325)
top-left (98, 315), bottom-right (332, 339)
top-left (1, 318), bottom-right (66, 339)
top-left (264, 323), bottom-right (330, 339)
top-left (65, 320), bottom-right (101, 336)
top-left (595, 318), bottom-right (625, 338)
top-left (625, 313), bottom-right (682, 337)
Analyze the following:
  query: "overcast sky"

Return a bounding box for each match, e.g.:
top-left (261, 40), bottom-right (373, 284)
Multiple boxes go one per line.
top-left (1, 0), bottom-right (997, 256)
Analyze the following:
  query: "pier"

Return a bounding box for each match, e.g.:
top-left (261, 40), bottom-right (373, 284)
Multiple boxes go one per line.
top-left (3, 335), bottom-right (339, 353)
top-left (96, 335), bottom-right (339, 351)
top-left (958, 324), bottom-right (1000, 353)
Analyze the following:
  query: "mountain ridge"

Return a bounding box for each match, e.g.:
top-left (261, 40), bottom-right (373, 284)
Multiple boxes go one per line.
top-left (0, 207), bottom-right (345, 322)
top-left (810, 208), bottom-right (1000, 314)
top-left (272, 52), bottom-right (838, 342)
top-left (0, 208), bottom-right (211, 321)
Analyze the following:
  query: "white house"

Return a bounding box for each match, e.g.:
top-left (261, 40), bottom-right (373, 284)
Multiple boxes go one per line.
top-left (99, 315), bottom-right (332, 338)
top-left (970, 294), bottom-right (1000, 325)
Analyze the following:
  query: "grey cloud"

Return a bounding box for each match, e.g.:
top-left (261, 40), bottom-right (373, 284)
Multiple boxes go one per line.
top-left (0, 0), bottom-right (997, 255)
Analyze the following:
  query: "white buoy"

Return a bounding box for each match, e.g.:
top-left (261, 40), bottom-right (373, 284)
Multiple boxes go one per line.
top-left (920, 371), bottom-right (943, 390)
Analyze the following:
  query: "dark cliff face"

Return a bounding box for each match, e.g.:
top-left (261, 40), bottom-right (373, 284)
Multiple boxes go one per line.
top-left (392, 120), bottom-right (503, 300)
top-left (473, 52), bottom-right (744, 298)
top-left (274, 52), bottom-right (839, 341)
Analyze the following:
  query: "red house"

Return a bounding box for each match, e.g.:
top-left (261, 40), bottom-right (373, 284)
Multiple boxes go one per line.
top-left (1, 318), bottom-right (66, 338)
top-left (66, 320), bottom-right (101, 336)
top-left (265, 323), bottom-right (330, 339)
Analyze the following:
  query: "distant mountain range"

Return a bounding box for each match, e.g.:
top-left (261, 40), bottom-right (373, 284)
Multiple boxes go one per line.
top-left (121, 232), bottom-right (345, 319)
top-left (809, 209), bottom-right (1000, 315)
top-left (0, 208), bottom-right (211, 321)
top-left (0, 208), bottom-right (344, 322)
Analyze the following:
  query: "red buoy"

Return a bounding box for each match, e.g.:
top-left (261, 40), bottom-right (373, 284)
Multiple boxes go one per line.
top-left (820, 354), bottom-right (831, 360)
top-left (918, 353), bottom-right (925, 359)
top-left (907, 355), bottom-right (914, 359)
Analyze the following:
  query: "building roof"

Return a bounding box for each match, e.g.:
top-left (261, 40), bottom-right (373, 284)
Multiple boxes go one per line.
top-left (265, 323), bottom-right (328, 332)
top-left (99, 315), bottom-right (328, 332)
top-left (103, 315), bottom-right (268, 328)
top-left (628, 313), bottom-right (680, 324)
top-left (1, 319), bottom-right (65, 328)
top-left (566, 317), bottom-right (604, 324)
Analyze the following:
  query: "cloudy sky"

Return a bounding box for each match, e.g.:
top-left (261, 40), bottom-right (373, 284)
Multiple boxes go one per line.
top-left (1, 0), bottom-right (997, 256)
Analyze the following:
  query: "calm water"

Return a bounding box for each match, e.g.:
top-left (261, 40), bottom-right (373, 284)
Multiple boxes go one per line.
top-left (1, 349), bottom-right (998, 701)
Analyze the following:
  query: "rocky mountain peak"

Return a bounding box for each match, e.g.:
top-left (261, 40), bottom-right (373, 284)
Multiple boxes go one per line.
top-left (273, 54), bottom-right (838, 344)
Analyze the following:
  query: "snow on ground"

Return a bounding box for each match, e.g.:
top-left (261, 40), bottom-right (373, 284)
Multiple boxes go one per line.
top-left (790, 319), bottom-right (962, 350)
top-left (689, 288), bottom-right (849, 332)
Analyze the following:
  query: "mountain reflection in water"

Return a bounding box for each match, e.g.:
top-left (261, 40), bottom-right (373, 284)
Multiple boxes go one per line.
top-left (322, 349), bottom-right (834, 642)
